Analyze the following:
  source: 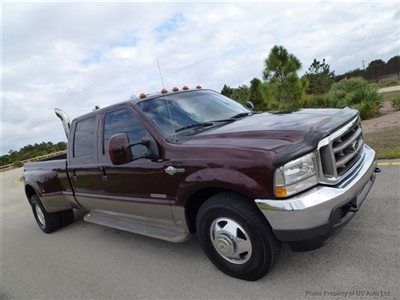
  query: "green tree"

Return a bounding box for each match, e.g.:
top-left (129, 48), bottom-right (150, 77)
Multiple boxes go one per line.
top-left (385, 55), bottom-right (400, 79)
top-left (249, 78), bottom-right (265, 110)
top-left (366, 59), bottom-right (386, 80)
top-left (229, 85), bottom-right (250, 105)
top-left (0, 141), bottom-right (67, 167)
top-left (263, 45), bottom-right (308, 109)
top-left (221, 84), bottom-right (233, 98)
top-left (304, 58), bottom-right (335, 94)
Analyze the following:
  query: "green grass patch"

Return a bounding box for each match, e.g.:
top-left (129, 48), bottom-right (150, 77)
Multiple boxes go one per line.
top-left (364, 126), bottom-right (400, 159)
top-left (393, 95), bottom-right (400, 110)
top-left (381, 90), bottom-right (400, 103)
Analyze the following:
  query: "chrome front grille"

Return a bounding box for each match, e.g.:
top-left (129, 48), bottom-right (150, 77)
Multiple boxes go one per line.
top-left (318, 116), bottom-right (364, 184)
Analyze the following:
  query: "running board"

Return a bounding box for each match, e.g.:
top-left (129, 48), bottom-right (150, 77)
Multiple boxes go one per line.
top-left (84, 211), bottom-right (189, 243)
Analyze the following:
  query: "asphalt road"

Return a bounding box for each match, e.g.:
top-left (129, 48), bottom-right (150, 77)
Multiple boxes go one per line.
top-left (1, 166), bottom-right (399, 299)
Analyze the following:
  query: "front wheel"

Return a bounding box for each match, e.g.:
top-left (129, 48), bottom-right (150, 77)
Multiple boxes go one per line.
top-left (196, 192), bottom-right (280, 281)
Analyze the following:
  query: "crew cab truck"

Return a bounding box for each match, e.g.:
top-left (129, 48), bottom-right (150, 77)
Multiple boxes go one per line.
top-left (24, 87), bottom-right (378, 281)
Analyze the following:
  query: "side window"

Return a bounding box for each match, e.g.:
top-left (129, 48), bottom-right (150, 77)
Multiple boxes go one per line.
top-left (103, 108), bottom-right (149, 157)
top-left (74, 117), bottom-right (97, 157)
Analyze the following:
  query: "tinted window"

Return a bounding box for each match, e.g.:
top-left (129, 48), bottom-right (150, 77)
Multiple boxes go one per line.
top-left (74, 117), bottom-right (96, 157)
top-left (103, 108), bottom-right (148, 157)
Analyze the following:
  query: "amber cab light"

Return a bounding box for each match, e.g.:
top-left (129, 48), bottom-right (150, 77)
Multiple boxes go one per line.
top-left (182, 86), bottom-right (189, 90)
top-left (196, 85), bottom-right (202, 89)
top-left (161, 89), bottom-right (168, 94)
top-left (172, 87), bottom-right (179, 92)
top-left (139, 93), bottom-right (146, 99)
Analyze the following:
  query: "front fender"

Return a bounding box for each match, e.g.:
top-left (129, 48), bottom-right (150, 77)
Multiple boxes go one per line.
top-left (176, 168), bottom-right (267, 205)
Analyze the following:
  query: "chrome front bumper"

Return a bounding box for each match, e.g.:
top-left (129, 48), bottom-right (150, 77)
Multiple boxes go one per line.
top-left (255, 145), bottom-right (376, 237)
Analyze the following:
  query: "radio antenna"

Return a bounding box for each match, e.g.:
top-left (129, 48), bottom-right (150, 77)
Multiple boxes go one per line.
top-left (156, 58), bottom-right (165, 89)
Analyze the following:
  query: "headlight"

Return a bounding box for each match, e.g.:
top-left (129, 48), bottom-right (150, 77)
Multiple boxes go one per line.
top-left (274, 152), bottom-right (318, 197)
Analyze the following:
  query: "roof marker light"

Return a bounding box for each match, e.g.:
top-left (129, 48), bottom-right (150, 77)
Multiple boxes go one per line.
top-left (161, 88), bottom-right (168, 94)
top-left (182, 86), bottom-right (189, 90)
top-left (139, 93), bottom-right (146, 99)
top-left (196, 85), bottom-right (202, 89)
top-left (172, 87), bottom-right (179, 92)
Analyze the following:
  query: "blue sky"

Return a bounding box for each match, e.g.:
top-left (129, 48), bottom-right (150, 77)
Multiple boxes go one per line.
top-left (2, 2), bottom-right (399, 154)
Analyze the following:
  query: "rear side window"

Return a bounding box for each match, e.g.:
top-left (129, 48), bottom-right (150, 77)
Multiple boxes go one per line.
top-left (103, 108), bottom-right (148, 156)
top-left (74, 117), bottom-right (97, 157)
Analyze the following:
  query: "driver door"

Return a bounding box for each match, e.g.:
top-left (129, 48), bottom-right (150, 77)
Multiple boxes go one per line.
top-left (94, 106), bottom-right (173, 225)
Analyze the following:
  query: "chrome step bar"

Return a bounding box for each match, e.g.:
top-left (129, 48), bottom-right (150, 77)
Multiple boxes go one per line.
top-left (84, 210), bottom-right (190, 243)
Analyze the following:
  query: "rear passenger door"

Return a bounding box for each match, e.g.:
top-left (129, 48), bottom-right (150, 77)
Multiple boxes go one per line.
top-left (68, 115), bottom-right (101, 208)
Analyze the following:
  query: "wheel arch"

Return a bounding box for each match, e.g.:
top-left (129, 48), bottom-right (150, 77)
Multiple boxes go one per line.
top-left (185, 187), bottom-right (252, 234)
top-left (25, 184), bottom-right (39, 203)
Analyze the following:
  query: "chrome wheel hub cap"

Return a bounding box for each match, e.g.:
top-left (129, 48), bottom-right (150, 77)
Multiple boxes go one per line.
top-left (35, 203), bottom-right (45, 226)
top-left (210, 217), bottom-right (252, 264)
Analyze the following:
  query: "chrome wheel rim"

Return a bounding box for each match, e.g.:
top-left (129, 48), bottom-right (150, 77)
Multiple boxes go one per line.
top-left (210, 217), bottom-right (252, 264)
top-left (35, 203), bottom-right (45, 227)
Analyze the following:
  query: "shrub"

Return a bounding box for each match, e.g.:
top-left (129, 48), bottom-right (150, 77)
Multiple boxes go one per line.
top-left (385, 80), bottom-right (400, 87)
top-left (328, 77), bottom-right (382, 119)
top-left (352, 101), bottom-right (380, 120)
top-left (393, 96), bottom-right (400, 110)
top-left (13, 161), bottom-right (23, 168)
top-left (303, 93), bottom-right (329, 108)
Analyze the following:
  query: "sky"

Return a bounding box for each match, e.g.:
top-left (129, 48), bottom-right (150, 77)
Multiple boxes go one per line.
top-left (2, 1), bottom-right (400, 155)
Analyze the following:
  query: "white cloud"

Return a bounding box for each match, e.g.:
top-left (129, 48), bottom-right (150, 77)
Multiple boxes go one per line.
top-left (2, 2), bottom-right (399, 154)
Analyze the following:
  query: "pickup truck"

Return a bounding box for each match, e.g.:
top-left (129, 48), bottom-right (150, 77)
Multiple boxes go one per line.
top-left (24, 87), bottom-right (378, 281)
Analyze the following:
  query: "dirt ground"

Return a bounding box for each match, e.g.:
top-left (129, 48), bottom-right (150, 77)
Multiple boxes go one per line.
top-left (361, 92), bottom-right (400, 133)
top-left (362, 92), bottom-right (400, 159)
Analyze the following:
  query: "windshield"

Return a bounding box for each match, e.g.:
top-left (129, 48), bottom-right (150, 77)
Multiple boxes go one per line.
top-left (137, 90), bottom-right (250, 142)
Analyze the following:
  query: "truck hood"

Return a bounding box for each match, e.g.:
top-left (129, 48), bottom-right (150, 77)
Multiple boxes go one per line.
top-left (186, 108), bottom-right (358, 163)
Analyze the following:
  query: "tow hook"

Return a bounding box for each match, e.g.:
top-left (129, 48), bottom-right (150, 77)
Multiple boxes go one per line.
top-left (347, 205), bottom-right (359, 213)
top-left (374, 167), bottom-right (381, 173)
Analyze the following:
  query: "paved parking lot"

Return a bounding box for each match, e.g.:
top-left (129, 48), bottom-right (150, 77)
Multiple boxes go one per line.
top-left (1, 166), bottom-right (399, 299)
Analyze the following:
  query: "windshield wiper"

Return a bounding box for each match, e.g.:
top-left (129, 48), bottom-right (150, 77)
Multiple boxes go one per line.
top-left (211, 112), bottom-right (253, 123)
top-left (231, 112), bottom-right (252, 119)
top-left (175, 113), bottom-right (253, 133)
top-left (175, 122), bottom-right (214, 133)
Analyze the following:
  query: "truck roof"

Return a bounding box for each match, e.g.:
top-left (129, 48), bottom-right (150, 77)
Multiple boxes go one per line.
top-left (73, 88), bottom-right (212, 122)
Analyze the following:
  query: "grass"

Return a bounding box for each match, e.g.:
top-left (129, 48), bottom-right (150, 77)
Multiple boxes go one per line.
top-left (369, 80), bottom-right (400, 89)
top-left (381, 90), bottom-right (400, 103)
top-left (393, 95), bottom-right (400, 109)
top-left (364, 126), bottom-right (400, 159)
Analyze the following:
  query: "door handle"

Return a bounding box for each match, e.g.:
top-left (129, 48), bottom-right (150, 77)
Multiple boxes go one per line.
top-left (165, 166), bottom-right (185, 175)
top-left (100, 167), bottom-right (108, 181)
top-left (71, 170), bottom-right (78, 181)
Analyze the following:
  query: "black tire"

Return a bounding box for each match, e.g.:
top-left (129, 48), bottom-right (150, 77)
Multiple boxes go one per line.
top-left (196, 192), bottom-right (280, 281)
top-left (58, 209), bottom-right (74, 227)
top-left (30, 195), bottom-right (74, 233)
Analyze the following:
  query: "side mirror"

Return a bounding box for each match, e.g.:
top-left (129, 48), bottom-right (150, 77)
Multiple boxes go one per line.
top-left (108, 133), bottom-right (133, 165)
top-left (108, 133), bottom-right (159, 165)
top-left (245, 101), bottom-right (255, 110)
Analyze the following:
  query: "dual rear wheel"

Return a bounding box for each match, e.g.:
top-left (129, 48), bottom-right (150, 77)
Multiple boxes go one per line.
top-left (30, 195), bottom-right (74, 233)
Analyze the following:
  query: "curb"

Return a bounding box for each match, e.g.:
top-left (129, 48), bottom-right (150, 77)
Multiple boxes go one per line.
top-left (376, 162), bottom-right (400, 166)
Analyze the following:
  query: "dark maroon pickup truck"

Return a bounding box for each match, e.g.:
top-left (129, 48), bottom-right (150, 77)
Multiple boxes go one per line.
top-left (24, 87), bottom-right (378, 280)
